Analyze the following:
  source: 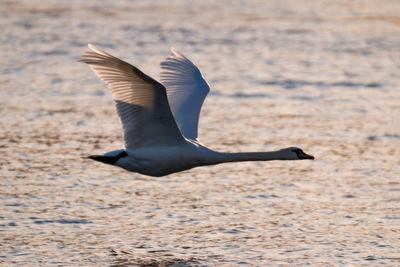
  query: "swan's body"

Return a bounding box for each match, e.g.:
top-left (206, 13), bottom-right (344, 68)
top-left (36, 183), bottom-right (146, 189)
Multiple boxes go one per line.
top-left (80, 44), bottom-right (314, 177)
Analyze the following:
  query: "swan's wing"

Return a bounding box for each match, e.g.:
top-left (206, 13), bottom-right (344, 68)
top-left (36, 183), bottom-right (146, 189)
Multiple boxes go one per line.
top-left (160, 48), bottom-right (210, 140)
top-left (80, 44), bottom-right (184, 149)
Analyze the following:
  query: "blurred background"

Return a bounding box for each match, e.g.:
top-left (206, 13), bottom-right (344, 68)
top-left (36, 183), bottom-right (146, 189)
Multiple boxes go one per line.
top-left (1, 0), bottom-right (399, 265)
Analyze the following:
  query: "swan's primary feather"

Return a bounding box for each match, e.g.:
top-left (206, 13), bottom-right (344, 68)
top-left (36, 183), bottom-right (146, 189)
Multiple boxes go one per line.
top-left (80, 44), bottom-right (184, 149)
top-left (160, 48), bottom-right (210, 140)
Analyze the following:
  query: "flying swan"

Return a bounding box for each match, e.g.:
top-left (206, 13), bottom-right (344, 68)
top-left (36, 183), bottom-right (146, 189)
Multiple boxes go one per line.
top-left (80, 44), bottom-right (314, 177)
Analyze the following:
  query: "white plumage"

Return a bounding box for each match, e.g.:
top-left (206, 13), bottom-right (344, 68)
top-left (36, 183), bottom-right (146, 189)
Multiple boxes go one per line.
top-left (160, 48), bottom-right (210, 141)
top-left (80, 44), bottom-right (314, 177)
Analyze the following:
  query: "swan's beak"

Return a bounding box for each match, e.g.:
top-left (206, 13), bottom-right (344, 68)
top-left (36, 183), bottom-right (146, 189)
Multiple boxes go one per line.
top-left (298, 151), bottom-right (314, 160)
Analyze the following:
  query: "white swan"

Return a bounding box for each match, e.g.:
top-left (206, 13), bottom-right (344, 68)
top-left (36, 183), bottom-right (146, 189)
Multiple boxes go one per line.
top-left (80, 44), bottom-right (314, 177)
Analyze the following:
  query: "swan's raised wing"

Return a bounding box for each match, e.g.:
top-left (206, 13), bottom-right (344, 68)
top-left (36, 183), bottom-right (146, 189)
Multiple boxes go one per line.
top-left (160, 48), bottom-right (210, 141)
top-left (80, 44), bottom-right (184, 149)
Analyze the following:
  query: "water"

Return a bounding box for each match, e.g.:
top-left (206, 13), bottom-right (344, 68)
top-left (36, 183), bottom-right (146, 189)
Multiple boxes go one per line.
top-left (1, 0), bottom-right (400, 265)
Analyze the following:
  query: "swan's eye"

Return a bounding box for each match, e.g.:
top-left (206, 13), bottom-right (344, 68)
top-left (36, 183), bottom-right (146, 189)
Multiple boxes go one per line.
top-left (291, 149), bottom-right (302, 157)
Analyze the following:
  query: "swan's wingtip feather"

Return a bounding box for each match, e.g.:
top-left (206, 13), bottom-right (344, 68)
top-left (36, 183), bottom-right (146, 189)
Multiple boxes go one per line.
top-left (170, 47), bottom-right (185, 58)
top-left (87, 43), bottom-right (111, 56)
top-left (88, 43), bottom-right (96, 50)
top-left (170, 47), bottom-right (178, 54)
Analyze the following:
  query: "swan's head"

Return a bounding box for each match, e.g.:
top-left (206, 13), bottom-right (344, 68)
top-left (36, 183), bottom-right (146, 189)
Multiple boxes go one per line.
top-left (280, 147), bottom-right (314, 160)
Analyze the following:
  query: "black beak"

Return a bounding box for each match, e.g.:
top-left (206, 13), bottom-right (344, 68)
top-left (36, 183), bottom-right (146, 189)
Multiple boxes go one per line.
top-left (298, 150), bottom-right (314, 160)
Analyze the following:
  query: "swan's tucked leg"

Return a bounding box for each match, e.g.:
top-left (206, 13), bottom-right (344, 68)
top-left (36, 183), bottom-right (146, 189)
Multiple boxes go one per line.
top-left (88, 151), bottom-right (127, 165)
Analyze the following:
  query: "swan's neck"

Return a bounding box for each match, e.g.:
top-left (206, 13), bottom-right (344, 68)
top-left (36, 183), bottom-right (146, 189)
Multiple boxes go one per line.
top-left (207, 150), bottom-right (286, 165)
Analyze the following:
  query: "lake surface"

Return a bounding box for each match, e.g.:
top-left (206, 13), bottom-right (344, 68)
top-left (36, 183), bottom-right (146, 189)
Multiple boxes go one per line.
top-left (1, 0), bottom-right (399, 265)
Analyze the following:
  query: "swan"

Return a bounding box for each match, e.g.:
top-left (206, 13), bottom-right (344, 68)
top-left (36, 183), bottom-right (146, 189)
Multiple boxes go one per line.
top-left (80, 44), bottom-right (314, 177)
